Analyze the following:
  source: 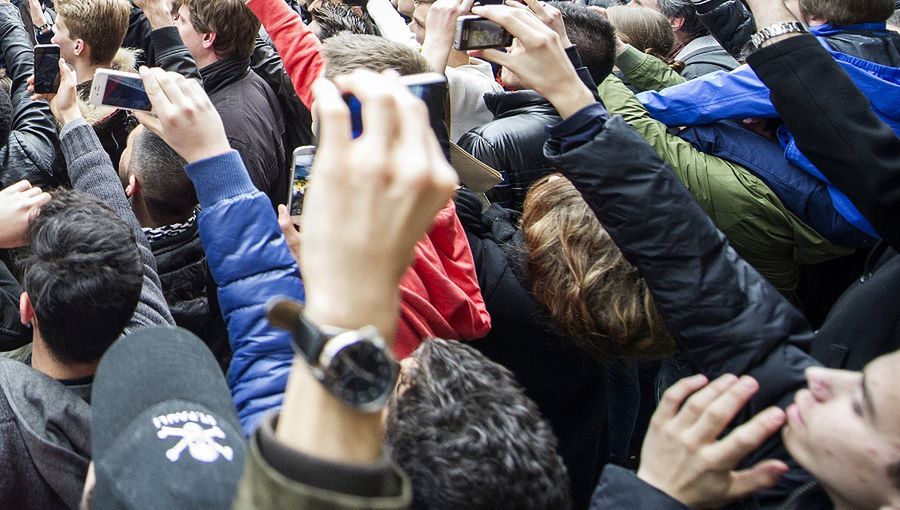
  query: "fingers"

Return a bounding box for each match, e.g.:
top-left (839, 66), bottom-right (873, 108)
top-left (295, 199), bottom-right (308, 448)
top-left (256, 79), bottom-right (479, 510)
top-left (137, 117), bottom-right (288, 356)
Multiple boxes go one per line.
top-left (133, 110), bottom-right (164, 138)
top-left (153, 67), bottom-right (189, 108)
top-left (3, 180), bottom-right (32, 193)
top-left (334, 70), bottom-right (399, 151)
top-left (727, 459), bottom-right (789, 500)
top-left (707, 406), bottom-right (787, 468)
top-left (277, 204), bottom-right (293, 233)
top-left (671, 374), bottom-right (742, 429)
top-left (140, 66), bottom-right (175, 118)
top-left (311, 79), bottom-right (351, 160)
top-left (683, 375), bottom-right (759, 443)
top-left (653, 373), bottom-right (709, 422)
top-left (472, 4), bottom-right (549, 41)
top-left (29, 191), bottom-right (52, 208)
top-left (468, 47), bottom-right (513, 68)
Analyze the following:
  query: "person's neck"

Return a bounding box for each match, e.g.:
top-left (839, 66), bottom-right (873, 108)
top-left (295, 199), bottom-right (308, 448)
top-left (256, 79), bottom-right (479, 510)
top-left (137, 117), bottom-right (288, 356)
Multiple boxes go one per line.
top-left (31, 332), bottom-right (98, 381)
top-left (131, 196), bottom-right (163, 229)
top-left (828, 487), bottom-right (893, 510)
top-left (197, 53), bottom-right (222, 71)
top-left (74, 60), bottom-right (107, 85)
top-left (447, 49), bottom-right (471, 68)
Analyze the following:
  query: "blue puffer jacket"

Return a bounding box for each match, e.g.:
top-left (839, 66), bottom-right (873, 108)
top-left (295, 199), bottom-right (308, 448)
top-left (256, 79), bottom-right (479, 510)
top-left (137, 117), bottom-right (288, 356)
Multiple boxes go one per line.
top-left (637, 24), bottom-right (900, 239)
top-left (185, 150), bottom-right (302, 436)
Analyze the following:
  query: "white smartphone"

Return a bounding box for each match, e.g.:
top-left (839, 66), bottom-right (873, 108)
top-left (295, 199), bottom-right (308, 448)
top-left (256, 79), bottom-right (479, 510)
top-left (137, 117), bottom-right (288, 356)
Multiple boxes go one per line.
top-left (288, 145), bottom-right (317, 222)
top-left (89, 69), bottom-right (152, 111)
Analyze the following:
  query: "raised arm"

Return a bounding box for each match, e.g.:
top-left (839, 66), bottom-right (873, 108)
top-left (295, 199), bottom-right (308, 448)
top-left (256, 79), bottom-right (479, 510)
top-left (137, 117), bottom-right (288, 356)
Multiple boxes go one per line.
top-left (690, 0), bottom-right (755, 59)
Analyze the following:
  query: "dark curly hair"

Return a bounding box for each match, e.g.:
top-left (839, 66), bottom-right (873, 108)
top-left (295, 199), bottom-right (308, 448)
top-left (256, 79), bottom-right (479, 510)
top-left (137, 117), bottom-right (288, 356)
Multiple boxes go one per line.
top-left (386, 339), bottom-right (571, 510)
top-left (24, 189), bottom-right (143, 364)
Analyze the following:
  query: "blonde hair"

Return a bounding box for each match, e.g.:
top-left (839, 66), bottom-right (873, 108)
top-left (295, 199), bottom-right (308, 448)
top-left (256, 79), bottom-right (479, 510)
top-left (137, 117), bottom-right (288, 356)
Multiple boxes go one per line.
top-left (523, 175), bottom-right (674, 361)
top-left (55, 0), bottom-right (131, 65)
top-left (607, 5), bottom-right (675, 57)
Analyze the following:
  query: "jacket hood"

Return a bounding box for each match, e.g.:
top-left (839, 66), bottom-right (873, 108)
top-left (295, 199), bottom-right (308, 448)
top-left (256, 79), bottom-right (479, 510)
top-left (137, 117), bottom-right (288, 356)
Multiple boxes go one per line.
top-left (0, 359), bottom-right (90, 509)
top-left (394, 199), bottom-right (492, 359)
top-left (484, 89), bottom-right (554, 118)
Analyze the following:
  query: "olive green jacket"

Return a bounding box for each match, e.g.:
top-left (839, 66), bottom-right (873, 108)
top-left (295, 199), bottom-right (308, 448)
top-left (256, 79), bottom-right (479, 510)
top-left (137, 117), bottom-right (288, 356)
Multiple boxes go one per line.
top-left (598, 66), bottom-right (851, 292)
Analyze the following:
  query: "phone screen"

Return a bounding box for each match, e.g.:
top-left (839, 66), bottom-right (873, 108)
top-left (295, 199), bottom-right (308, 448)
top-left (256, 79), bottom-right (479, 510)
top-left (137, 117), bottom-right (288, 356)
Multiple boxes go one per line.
top-left (33, 46), bottom-right (60, 94)
top-left (102, 74), bottom-right (152, 111)
top-left (464, 19), bottom-right (510, 49)
top-left (343, 74), bottom-right (443, 139)
top-left (290, 149), bottom-right (316, 217)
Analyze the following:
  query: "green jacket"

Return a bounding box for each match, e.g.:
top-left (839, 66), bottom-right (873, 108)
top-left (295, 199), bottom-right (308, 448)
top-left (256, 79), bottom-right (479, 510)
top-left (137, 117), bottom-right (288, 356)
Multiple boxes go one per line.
top-left (598, 73), bottom-right (851, 292)
top-left (233, 416), bottom-right (412, 510)
top-left (615, 44), bottom-right (687, 92)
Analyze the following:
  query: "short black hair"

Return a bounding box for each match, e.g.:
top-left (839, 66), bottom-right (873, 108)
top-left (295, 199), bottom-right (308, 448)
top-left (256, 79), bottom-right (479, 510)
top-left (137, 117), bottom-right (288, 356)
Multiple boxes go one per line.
top-left (129, 129), bottom-right (195, 225)
top-left (312, 1), bottom-right (377, 40)
top-left (24, 189), bottom-right (143, 364)
top-left (657, 0), bottom-right (709, 40)
top-left (386, 339), bottom-right (571, 510)
top-left (552, 2), bottom-right (617, 84)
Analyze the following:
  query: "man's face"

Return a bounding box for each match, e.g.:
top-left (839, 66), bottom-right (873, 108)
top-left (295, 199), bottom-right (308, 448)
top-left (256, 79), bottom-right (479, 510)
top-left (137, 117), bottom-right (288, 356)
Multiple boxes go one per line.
top-left (410, 2), bottom-right (431, 45)
top-left (118, 125), bottom-right (144, 186)
top-left (175, 5), bottom-right (206, 62)
top-left (51, 16), bottom-right (79, 65)
top-left (783, 352), bottom-right (900, 508)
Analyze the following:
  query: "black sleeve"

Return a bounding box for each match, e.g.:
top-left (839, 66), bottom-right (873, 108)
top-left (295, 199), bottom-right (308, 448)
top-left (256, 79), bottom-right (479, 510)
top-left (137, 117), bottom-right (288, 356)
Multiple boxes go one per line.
top-left (748, 34), bottom-right (900, 249)
top-left (693, 0), bottom-right (756, 60)
top-left (146, 26), bottom-right (203, 83)
top-left (0, 260), bottom-right (30, 352)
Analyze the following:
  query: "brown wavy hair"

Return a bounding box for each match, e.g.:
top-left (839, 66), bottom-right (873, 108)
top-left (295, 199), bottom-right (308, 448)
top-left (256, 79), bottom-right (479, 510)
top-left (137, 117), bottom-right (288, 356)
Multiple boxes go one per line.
top-left (606, 5), bottom-right (685, 73)
top-left (522, 175), bottom-right (674, 361)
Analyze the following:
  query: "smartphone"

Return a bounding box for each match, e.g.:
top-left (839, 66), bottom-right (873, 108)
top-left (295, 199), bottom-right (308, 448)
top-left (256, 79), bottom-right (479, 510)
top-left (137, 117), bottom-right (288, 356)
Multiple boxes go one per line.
top-left (343, 72), bottom-right (447, 139)
top-left (453, 15), bottom-right (513, 50)
top-left (288, 145), bottom-right (317, 221)
top-left (33, 44), bottom-right (61, 94)
top-left (89, 69), bottom-right (152, 111)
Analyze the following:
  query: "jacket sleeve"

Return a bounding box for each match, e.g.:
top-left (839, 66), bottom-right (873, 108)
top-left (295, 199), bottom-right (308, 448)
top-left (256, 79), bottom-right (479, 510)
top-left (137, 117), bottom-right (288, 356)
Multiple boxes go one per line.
top-left (0, 261), bottom-right (30, 352)
top-left (184, 150), bottom-right (303, 436)
top-left (250, 37), bottom-right (316, 149)
top-left (615, 45), bottom-right (687, 92)
top-left (146, 26), bottom-right (202, 82)
top-left (0, 3), bottom-right (56, 189)
top-left (246, 0), bottom-right (324, 109)
top-left (589, 466), bottom-right (689, 510)
top-left (544, 107), bottom-right (818, 501)
top-left (693, 0), bottom-right (756, 60)
top-left (636, 65), bottom-right (778, 126)
top-left (58, 119), bottom-right (175, 329)
top-left (747, 34), bottom-right (900, 250)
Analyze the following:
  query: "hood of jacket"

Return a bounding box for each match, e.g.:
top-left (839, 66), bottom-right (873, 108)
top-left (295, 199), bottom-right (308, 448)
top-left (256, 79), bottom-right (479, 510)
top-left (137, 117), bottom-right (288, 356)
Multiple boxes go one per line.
top-left (484, 89), bottom-right (556, 118)
top-left (394, 199), bottom-right (492, 359)
top-left (0, 359), bottom-right (90, 509)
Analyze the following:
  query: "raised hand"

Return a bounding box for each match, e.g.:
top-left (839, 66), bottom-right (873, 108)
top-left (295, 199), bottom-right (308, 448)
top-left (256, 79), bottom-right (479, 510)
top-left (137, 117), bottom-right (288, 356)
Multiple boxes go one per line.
top-left (29, 58), bottom-right (82, 126)
top-left (0, 181), bottom-right (52, 249)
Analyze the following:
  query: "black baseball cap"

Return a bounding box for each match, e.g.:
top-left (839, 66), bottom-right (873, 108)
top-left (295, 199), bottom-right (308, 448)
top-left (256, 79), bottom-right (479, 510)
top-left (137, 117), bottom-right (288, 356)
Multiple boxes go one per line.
top-left (90, 326), bottom-right (246, 510)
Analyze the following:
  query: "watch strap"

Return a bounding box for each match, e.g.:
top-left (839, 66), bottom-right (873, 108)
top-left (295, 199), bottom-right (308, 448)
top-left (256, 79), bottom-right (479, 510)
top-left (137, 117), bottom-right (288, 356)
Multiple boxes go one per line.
top-left (749, 22), bottom-right (808, 50)
top-left (265, 299), bottom-right (340, 363)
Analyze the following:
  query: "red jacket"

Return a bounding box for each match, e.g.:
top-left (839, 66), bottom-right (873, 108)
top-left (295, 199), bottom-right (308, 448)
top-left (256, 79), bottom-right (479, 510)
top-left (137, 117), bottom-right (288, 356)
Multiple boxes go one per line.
top-left (245, 0), bottom-right (492, 356)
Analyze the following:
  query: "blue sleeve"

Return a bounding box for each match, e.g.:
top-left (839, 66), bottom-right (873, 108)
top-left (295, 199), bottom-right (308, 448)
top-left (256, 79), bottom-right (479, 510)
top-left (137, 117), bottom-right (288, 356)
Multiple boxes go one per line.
top-left (637, 65), bottom-right (780, 126)
top-left (186, 150), bottom-right (303, 435)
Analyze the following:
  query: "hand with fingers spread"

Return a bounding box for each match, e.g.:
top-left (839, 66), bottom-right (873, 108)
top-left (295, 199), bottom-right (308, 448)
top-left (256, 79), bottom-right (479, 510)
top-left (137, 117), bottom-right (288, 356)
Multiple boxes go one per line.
top-left (29, 58), bottom-right (82, 126)
top-left (299, 70), bottom-right (459, 337)
top-left (134, 0), bottom-right (175, 29)
top-left (467, 5), bottom-right (595, 118)
top-left (0, 181), bottom-right (52, 248)
top-left (637, 374), bottom-right (789, 509)
top-left (506, 0), bottom-right (571, 48)
top-left (133, 66), bottom-right (232, 164)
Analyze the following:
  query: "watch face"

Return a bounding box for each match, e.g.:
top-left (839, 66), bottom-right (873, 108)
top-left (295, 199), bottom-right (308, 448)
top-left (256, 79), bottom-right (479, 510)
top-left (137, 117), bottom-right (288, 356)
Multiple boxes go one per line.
top-left (322, 340), bottom-right (396, 409)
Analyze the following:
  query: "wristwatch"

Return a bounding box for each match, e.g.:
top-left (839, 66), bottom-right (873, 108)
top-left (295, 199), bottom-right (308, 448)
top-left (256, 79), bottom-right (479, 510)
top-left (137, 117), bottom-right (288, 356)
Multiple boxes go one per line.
top-left (266, 298), bottom-right (399, 412)
top-left (37, 22), bottom-right (52, 33)
top-left (749, 22), bottom-right (808, 51)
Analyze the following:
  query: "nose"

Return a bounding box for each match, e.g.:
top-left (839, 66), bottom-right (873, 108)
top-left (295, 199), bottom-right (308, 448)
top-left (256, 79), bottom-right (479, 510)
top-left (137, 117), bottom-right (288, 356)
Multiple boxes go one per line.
top-left (805, 366), bottom-right (861, 402)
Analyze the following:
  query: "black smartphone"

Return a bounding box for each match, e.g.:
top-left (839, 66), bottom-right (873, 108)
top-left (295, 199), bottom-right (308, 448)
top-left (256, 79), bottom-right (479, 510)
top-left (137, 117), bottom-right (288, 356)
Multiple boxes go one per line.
top-left (453, 15), bottom-right (513, 50)
top-left (287, 145), bottom-right (316, 221)
top-left (343, 72), bottom-right (446, 139)
top-left (33, 44), bottom-right (61, 94)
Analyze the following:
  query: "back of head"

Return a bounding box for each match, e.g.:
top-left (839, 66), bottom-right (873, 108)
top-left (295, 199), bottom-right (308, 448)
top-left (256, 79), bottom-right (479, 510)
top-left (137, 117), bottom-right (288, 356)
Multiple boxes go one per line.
top-left (24, 189), bottom-right (143, 364)
top-left (551, 2), bottom-right (616, 84)
top-left (183, 0), bottom-right (261, 60)
top-left (522, 175), bottom-right (674, 361)
top-left (607, 4), bottom-right (676, 56)
top-left (312, 1), bottom-right (377, 40)
top-left (55, 0), bottom-right (131, 65)
top-left (657, 0), bottom-right (709, 41)
top-left (386, 339), bottom-right (571, 510)
top-left (129, 129), bottom-right (195, 226)
top-left (322, 34), bottom-right (429, 78)
top-left (800, 0), bottom-right (895, 25)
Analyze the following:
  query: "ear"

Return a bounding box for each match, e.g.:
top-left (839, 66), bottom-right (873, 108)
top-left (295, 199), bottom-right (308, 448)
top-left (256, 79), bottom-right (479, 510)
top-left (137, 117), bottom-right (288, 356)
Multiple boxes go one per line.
top-left (125, 174), bottom-right (141, 198)
top-left (670, 16), bottom-right (685, 31)
top-left (201, 31), bottom-right (216, 50)
top-left (19, 292), bottom-right (34, 326)
top-left (73, 38), bottom-right (84, 56)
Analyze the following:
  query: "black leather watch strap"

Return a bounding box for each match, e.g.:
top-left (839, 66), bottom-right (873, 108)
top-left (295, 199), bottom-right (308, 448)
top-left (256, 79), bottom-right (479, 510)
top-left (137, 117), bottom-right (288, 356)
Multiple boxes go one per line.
top-left (265, 299), bottom-right (331, 363)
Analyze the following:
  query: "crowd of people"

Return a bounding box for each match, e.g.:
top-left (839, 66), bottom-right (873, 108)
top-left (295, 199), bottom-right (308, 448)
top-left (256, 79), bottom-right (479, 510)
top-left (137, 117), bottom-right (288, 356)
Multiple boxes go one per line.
top-left (0, 0), bottom-right (897, 507)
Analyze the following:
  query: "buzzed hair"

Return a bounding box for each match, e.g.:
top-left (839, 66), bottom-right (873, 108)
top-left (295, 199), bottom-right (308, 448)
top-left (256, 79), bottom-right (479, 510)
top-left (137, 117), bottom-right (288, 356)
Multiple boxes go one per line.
top-left (128, 129), bottom-right (196, 226)
top-left (800, 0), bottom-right (895, 24)
top-left (55, 0), bottom-right (131, 65)
top-left (322, 34), bottom-right (429, 79)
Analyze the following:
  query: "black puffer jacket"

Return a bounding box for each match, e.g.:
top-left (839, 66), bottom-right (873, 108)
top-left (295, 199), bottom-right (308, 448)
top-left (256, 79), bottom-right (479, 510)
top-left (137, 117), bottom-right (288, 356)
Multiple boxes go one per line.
top-left (457, 91), bottom-right (560, 211)
top-left (693, 0), bottom-right (756, 60)
top-left (0, 3), bottom-right (57, 189)
top-left (454, 188), bottom-right (608, 510)
top-left (150, 223), bottom-right (231, 370)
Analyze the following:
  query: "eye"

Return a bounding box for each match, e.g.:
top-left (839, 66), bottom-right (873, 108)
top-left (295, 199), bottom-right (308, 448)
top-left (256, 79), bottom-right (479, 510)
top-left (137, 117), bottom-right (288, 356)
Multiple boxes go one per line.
top-left (852, 398), bottom-right (863, 416)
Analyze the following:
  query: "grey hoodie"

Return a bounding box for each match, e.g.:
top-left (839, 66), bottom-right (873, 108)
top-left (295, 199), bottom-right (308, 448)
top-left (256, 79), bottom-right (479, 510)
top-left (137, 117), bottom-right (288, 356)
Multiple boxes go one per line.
top-left (0, 358), bottom-right (90, 509)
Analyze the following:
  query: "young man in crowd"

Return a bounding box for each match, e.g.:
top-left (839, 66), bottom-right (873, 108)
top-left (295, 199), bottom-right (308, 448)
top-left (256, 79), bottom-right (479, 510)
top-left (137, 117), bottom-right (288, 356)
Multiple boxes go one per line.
top-left (174, 0), bottom-right (288, 208)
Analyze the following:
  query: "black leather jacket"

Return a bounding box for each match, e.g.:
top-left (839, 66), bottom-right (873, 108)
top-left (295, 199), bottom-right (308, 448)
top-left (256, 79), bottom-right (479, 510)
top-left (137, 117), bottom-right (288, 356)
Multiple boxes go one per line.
top-left (0, 2), bottom-right (57, 189)
top-left (693, 0), bottom-right (756, 60)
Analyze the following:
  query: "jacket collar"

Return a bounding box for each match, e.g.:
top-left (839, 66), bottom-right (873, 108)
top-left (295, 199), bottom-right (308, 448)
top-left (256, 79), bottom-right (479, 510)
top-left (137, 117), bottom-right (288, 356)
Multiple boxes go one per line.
top-left (483, 90), bottom-right (553, 118)
top-left (810, 22), bottom-right (889, 37)
top-left (201, 57), bottom-right (251, 95)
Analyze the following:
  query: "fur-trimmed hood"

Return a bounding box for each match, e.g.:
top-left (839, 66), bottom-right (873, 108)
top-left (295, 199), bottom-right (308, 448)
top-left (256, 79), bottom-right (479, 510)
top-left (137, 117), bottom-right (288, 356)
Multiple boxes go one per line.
top-left (74, 47), bottom-right (139, 126)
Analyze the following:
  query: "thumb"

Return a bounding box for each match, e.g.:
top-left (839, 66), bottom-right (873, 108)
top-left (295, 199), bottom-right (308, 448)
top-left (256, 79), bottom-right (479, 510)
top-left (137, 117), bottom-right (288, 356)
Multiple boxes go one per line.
top-left (728, 460), bottom-right (789, 501)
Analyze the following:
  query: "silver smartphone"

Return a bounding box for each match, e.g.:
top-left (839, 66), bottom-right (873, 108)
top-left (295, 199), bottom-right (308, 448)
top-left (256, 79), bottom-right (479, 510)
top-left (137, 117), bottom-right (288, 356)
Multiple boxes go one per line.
top-left (88, 69), bottom-right (152, 111)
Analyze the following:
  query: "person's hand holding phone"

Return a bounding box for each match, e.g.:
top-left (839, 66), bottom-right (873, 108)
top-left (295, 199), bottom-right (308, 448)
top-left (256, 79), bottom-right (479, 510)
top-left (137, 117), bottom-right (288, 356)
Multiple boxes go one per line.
top-left (133, 0), bottom-right (175, 29)
top-left (300, 70), bottom-right (458, 337)
top-left (0, 180), bottom-right (51, 249)
top-left (30, 58), bottom-right (83, 126)
top-left (422, 0), bottom-right (476, 71)
top-left (467, 5), bottom-right (595, 118)
top-left (133, 67), bottom-right (232, 164)
top-left (505, 0), bottom-right (571, 48)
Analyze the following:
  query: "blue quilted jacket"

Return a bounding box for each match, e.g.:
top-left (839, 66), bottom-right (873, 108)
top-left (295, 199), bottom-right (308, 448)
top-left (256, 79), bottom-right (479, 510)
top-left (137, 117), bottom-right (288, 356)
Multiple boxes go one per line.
top-left (185, 150), bottom-right (303, 435)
